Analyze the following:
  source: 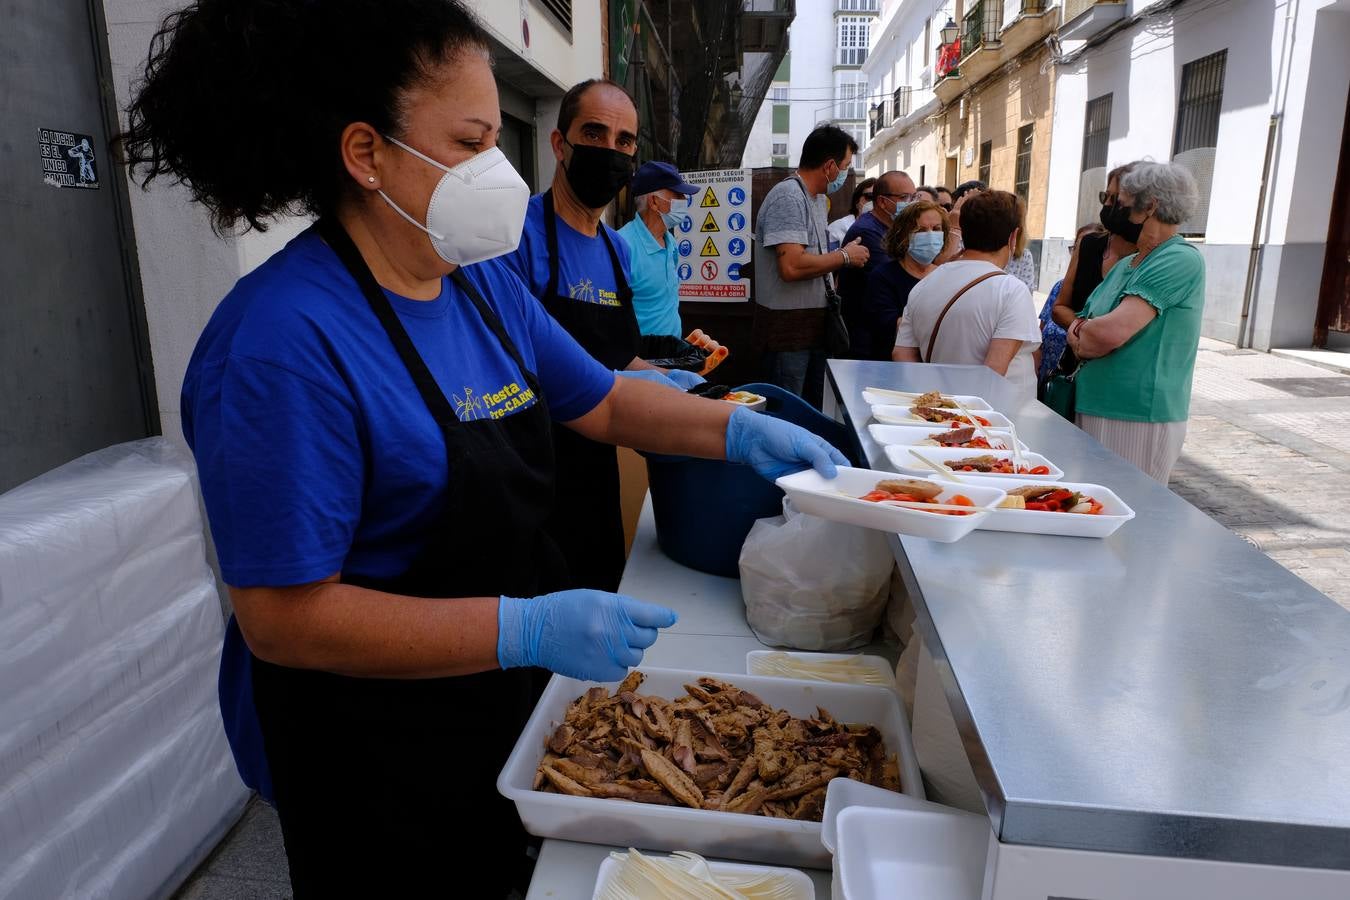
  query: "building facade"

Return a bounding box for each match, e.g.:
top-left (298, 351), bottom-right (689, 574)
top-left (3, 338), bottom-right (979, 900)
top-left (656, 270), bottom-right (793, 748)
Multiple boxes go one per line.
top-left (742, 0), bottom-right (882, 169)
top-left (863, 0), bottom-right (1059, 280)
top-left (1042, 0), bottom-right (1350, 350)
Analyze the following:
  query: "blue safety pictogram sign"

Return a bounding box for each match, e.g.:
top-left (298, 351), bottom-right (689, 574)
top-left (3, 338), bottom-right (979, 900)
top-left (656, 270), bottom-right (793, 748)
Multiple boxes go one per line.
top-left (728, 238), bottom-right (745, 257)
top-left (728, 212), bottom-right (746, 232)
top-left (678, 239), bottom-right (692, 257)
top-left (677, 263), bottom-right (692, 281)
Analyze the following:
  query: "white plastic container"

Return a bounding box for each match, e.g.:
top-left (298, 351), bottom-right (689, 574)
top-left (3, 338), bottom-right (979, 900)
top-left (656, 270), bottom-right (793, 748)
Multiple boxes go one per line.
top-left (820, 777), bottom-right (964, 855)
top-left (835, 806), bottom-right (992, 900)
top-left (871, 404), bottom-right (1013, 429)
top-left (867, 423), bottom-right (1030, 453)
top-left (774, 467), bottom-right (1005, 544)
top-left (591, 854), bottom-right (815, 899)
top-left (861, 388), bottom-right (993, 411)
top-left (882, 445), bottom-right (1064, 481)
top-left (722, 390), bottom-right (768, 412)
top-left (498, 667), bottom-right (924, 869)
top-left (746, 651), bottom-right (896, 692)
top-left (961, 475), bottom-right (1137, 538)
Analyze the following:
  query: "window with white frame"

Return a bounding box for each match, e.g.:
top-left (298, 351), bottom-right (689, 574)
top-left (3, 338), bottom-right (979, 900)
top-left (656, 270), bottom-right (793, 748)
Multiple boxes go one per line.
top-left (837, 16), bottom-right (870, 66)
top-left (836, 0), bottom-right (879, 11)
top-left (771, 84), bottom-right (789, 103)
top-left (835, 72), bottom-right (868, 121)
top-left (846, 126), bottom-right (866, 166)
top-left (772, 141), bottom-right (788, 157)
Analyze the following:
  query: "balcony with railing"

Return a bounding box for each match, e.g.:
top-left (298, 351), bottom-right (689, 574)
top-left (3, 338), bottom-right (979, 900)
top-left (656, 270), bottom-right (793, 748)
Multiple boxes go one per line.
top-left (893, 85), bottom-right (913, 122)
top-left (1061, 0), bottom-right (1127, 40)
top-left (935, 0), bottom-right (1060, 102)
top-left (961, 1), bottom-right (1003, 59)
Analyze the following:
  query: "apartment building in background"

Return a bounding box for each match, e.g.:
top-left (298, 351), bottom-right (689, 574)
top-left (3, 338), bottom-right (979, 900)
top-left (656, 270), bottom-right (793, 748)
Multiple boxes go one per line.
top-left (743, 0), bottom-right (882, 169)
top-left (1043, 0), bottom-right (1350, 351)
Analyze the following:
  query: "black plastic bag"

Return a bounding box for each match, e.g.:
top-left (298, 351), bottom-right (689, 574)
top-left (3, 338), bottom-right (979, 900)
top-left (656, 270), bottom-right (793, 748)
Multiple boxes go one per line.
top-left (640, 334), bottom-right (710, 371)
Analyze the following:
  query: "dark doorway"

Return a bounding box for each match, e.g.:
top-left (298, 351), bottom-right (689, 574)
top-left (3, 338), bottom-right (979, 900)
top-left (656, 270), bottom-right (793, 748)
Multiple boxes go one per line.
top-left (1314, 86), bottom-right (1350, 346)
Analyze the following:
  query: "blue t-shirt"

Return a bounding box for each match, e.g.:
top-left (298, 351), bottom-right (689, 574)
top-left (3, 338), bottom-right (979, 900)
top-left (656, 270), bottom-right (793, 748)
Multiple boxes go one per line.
top-left (182, 227), bottom-right (613, 588)
top-left (501, 193), bottom-right (634, 311)
top-left (616, 217), bottom-right (682, 337)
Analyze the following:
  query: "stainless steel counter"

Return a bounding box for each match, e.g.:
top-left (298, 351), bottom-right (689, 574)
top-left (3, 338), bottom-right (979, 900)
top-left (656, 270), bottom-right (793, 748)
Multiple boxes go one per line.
top-left (827, 360), bottom-right (1350, 871)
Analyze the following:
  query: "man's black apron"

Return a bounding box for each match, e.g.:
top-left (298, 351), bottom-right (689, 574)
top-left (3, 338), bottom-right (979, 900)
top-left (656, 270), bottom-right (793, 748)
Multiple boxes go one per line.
top-left (538, 189), bottom-right (640, 592)
top-left (248, 218), bottom-right (566, 898)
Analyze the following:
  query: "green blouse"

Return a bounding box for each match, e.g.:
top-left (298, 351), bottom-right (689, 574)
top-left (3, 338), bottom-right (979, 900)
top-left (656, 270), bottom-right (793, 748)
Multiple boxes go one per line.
top-left (1075, 236), bottom-right (1206, 423)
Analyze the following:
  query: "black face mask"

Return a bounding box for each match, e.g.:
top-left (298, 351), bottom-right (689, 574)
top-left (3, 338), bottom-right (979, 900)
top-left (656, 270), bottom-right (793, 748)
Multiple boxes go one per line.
top-left (1100, 203), bottom-right (1144, 243)
top-left (563, 139), bottom-right (637, 209)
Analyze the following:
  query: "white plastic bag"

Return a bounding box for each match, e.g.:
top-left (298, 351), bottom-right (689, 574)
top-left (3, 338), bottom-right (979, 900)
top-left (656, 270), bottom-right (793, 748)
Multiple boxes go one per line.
top-left (739, 498), bottom-right (894, 650)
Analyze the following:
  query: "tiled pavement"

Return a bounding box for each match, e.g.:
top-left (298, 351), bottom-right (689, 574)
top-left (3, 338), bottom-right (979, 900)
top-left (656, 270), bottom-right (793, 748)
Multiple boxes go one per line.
top-left (1172, 339), bottom-right (1350, 611)
top-left (171, 340), bottom-right (1350, 897)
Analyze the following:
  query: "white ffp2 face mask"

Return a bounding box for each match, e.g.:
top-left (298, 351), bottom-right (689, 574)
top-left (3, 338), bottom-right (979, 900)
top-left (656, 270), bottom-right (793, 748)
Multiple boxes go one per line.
top-left (378, 138), bottom-right (530, 266)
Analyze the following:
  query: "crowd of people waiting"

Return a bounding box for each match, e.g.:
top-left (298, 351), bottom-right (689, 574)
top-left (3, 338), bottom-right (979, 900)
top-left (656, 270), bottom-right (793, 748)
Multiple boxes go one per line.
top-left (752, 125), bottom-right (1207, 484)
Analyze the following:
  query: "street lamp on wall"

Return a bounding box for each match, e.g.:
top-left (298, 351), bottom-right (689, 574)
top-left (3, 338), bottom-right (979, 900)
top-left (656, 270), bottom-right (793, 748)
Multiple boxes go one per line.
top-left (940, 17), bottom-right (958, 45)
top-left (868, 103), bottom-right (880, 124)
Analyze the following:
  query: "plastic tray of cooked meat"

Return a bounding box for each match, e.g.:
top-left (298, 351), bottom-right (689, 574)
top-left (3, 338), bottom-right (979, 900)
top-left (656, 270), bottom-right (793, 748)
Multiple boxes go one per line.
top-left (497, 668), bottom-right (923, 869)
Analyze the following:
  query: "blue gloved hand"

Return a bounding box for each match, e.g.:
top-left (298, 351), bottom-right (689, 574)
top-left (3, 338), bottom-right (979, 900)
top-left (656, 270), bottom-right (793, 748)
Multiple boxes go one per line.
top-left (725, 405), bottom-right (849, 481)
top-left (616, 368), bottom-right (683, 391)
top-left (663, 368), bottom-right (705, 390)
top-left (498, 590), bottom-right (679, 683)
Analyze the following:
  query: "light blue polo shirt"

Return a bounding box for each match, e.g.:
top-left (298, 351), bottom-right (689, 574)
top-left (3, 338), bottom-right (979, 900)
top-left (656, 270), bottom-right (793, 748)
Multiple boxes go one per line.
top-left (617, 217), bottom-right (683, 337)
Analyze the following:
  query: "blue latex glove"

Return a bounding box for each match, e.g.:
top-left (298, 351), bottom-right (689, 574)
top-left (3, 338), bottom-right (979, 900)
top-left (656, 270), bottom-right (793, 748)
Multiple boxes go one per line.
top-left (498, 590), bottom-right (679, 683)
top-left (725, 405), bottom-right (849, 481)
top-left (664, 368), bottom-right (705, 390)
top-left (615, 368), bottom-right (683, 391)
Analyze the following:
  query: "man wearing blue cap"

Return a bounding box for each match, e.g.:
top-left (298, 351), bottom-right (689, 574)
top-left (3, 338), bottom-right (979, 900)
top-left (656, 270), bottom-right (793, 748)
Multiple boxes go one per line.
top-left (617, 161), bottom-right (700, 337)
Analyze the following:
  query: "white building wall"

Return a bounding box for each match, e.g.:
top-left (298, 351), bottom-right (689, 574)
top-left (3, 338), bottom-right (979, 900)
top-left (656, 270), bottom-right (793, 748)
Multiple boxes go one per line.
top-left (742, 98), bottom-right (777, 168)
top-left (789, 0), bottom-right (839, 166)
top-left (1042, 0), bottom-right (1350, 349)
top-left (862, 0), bottom-right (952, 181)
top-left (101, 0), bottom-right (603, 444)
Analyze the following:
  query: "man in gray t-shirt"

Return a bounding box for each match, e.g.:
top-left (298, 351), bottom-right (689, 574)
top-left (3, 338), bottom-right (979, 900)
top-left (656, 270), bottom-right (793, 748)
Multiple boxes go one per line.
top-left (754, 125), bottom-right (870, 407)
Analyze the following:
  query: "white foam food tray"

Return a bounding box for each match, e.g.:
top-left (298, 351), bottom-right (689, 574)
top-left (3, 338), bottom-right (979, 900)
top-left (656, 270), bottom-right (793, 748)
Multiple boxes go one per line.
top-left (870, 404), bottom-right (1013, 429)
top-left (959, 475), bottom-right (1137, 538)
top-left (746, 651), bottom-right (896, 692)
top-left (835, 806), bottom-right (992, 900)
top-left (821, 777), bottom-right (971, 855)
top-left (861, 388), bottom-right (993, 411)
top-left (498, 667), bottom-right (924, 869)
top-left (591, 854), bottom-right (815, 899)
top-left (882, 444), bottom-right (1064, 481)
top-left (775, 467), bottom-right (1005, 543)
top-left (722, 390), bottom-right (768, 412)
top-left (867, 423), bottom-right (1030, 453)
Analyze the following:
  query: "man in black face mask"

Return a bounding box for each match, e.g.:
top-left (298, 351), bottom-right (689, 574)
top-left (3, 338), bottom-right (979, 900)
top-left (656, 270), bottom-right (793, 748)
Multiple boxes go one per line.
top-left (503, 78), bottom-right (686, 594)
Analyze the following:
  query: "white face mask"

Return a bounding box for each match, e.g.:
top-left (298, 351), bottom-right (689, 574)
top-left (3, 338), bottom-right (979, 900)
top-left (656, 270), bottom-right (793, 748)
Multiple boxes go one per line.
top-left (377, 138), bottom-right (530, 266)
top-left (860, 201), bottom-right (873, 215)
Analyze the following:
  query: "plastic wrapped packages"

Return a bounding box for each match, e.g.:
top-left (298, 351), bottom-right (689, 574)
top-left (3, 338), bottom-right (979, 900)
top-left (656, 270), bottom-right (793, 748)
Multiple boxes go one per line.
top-left (739, 498), bottom-right (894, 651)
top-left (0, 439), bottom-right (248, 899)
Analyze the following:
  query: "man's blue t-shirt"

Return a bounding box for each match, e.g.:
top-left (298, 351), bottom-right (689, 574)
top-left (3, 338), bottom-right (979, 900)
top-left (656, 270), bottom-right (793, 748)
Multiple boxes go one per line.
top-left (182, 227), bottom-right (614, 588)
top-left (501, 193), bottom-right (634, 313)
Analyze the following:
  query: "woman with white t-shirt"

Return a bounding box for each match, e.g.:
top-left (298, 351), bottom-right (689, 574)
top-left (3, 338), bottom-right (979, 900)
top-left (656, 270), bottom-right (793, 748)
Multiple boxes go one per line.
top-left (892, 190), bottom-right (1042, 404)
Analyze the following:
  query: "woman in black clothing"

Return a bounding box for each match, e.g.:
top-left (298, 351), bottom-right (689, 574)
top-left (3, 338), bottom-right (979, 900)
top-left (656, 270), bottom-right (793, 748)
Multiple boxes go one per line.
top-left (861, 200), bottom-right (950, 360)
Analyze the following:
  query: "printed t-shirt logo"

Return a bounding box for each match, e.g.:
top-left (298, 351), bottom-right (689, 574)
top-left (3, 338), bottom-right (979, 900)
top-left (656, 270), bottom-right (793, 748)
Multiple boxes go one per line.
top-left (567, 275), bottom-right (621, 307)
top-left (453, 381), bottom-right (537, 421)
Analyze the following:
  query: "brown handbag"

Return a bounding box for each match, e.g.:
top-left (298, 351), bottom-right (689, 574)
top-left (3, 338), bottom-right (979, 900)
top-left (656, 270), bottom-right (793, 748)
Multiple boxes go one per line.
top-left (921, 271), bottom-right (1006, 363)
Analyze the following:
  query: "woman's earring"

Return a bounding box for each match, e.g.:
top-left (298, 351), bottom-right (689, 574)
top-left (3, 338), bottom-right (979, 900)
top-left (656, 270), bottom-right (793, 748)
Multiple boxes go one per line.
top-left (367, 176), bottom-right (376, 184)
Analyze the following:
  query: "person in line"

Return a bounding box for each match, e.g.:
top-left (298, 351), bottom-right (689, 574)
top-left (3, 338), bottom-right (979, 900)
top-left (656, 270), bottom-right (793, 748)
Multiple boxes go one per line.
top-left (753, 124), bottom-right (870, 407)
top-left (934, 186), bottom-right (954, 211)
top-left (1051, 163), bottom-right (1140, 372)
top-left (120, 2), bottom-right (847, 894)
top-left (838, 169), bottom-right (916, 356)
top-left (938, 179), bottom-right (986, 262)
top-left (1005, 223), bottom-right (1038, 293)
top-left (863, 200), bottom-right (950, 360)
top-left (914, 186), bottom-right (938, 203)
top-left (1038, 223), bottom-right (1106, 386)
top-left (893, 191), bottom-right (1041, 405)
top-left (616, 161), bottom-right (699, 338)
top-left (501, 80), bottom-right (701, 595)
top-left (827, 176), bottom-right (877, 248)
top-left (1066, 161), bottom-right (1205, 483)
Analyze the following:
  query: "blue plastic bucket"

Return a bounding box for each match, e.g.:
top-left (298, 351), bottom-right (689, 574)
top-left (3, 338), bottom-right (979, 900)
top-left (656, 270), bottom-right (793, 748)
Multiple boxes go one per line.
top-left (641, 383), bottom-right (863, 578)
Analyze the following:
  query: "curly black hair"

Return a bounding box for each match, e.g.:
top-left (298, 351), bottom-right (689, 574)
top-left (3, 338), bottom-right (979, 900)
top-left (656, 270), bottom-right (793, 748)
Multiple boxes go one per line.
top-left (119, 0), bottom-right (489, 233)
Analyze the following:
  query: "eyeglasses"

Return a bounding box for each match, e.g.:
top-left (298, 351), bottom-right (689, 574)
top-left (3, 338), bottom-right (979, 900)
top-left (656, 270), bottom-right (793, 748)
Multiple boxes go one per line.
top-left (877, 192), bottom-right (916, 202)
top-left (861, 192), bottom-right (874, 201)
top-left (1098, 191), bottom-right (1119, 205)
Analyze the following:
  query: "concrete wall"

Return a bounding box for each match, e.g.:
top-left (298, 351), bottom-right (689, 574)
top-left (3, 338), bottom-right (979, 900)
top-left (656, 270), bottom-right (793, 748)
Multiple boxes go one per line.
top-left (1042, 0), bottom-right (1350, 349)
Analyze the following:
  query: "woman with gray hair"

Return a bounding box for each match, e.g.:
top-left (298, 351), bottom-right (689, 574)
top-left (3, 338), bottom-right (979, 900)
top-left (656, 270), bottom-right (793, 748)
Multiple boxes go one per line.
top-left (1064, 161), bottom-right (1205, 482)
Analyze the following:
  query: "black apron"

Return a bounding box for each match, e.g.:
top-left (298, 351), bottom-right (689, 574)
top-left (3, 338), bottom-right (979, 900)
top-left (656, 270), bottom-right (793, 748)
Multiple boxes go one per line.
top-left (538, 189), bottom-right (640, 592)
top-left (249, 218), bottom-right (566, 898)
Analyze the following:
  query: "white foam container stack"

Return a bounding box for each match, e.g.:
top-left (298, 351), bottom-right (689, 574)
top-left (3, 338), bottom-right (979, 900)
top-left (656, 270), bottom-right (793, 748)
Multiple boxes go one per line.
top-left (0, 439), bottom-right (247, 899)
top-left (498, 667), bottom-right (924, 869)
top-left (591, 854), bottom-right (815, 899)
top-left (835, 805), bottom-right (993, 900)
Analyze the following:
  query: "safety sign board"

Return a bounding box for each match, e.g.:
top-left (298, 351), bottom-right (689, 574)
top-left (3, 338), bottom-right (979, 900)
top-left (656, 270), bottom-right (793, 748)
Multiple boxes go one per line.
top-left (678, 168), bottom-right (751, 302)
top-left (678, 239), bottom-right (692, 257)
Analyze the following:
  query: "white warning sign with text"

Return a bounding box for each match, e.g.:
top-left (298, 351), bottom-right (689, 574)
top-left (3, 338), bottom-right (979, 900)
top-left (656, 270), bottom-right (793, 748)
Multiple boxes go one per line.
top-left (676, 168), bottom-right (750, 302)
